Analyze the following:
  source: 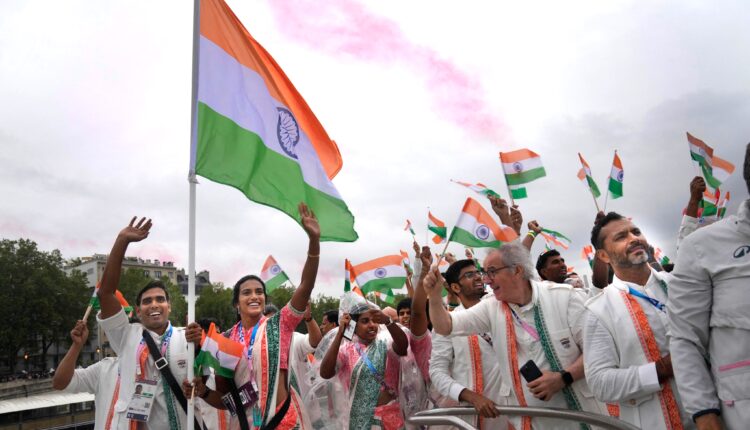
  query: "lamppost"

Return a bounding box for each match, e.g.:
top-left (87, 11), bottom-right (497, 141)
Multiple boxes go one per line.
top-left (24, 352), bottom-right (29, 373)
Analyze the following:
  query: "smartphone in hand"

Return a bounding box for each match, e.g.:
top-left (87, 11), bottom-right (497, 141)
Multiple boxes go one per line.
top-left (520, 360), bottom-right (543, 383)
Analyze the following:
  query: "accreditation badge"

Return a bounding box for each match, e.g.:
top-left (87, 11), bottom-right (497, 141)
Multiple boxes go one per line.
top-left (126, 378), bottom-right (158, 422)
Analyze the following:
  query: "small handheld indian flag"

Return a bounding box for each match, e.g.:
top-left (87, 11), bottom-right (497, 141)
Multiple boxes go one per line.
top-left (499, 149), bottom-right (546, 200)
top-left (194, 322), bottom-right (243, 379)
top-left (607, 151), bottom-right (624, 199)
top-left (399, 250), bottom-right (412, 273)
top-left (654, 248), bottom-right (671, 266)
top-left (581, 245), bottom-right (595, 269)
top-left (450, 180), bottom-right (501, 198)
top-left (701, 187), bottom-right (721, 217)
top-left (577, 153), bottom-right (601, 199)
top-left (404, 219), bottom-right (416, 237)
top-left (351, 255), bottom-right (408, 294)
top-left (375, 289), bottom-right (396, 305)
top-left (89, 282), bottom-right (133, 315)
top-left (428, 212), bottom-right (447, 244)
top-left (718, 191), bottom-right (730, 219)
top-left (260, 255), bottom-right (290, 293)
top-left (449, 197), bottom-right (518, 248)
top-left (705, 154), bottom-right (736, 189)
top-left (540, 228), bottom-right (572, 250)
top-left (687, 132), bottom-right (713, 169)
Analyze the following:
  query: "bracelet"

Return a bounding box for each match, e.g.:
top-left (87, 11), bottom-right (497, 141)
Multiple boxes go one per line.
top-left (307, 252), bottom-right (320, 258)
top-left (527, 231), bottom-right (537, 238)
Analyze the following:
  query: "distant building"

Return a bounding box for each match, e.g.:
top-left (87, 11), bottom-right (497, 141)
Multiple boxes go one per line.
top-left (176, 269), bottom-right (211, 296)
top-left (65, 254), bottom-right (179, 288)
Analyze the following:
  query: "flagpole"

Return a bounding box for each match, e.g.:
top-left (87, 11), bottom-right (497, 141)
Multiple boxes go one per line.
top-left (425, 207), bottom-right (429, 245)
top-left (499, 152), bottom-right (516, 206)
top-left (603, 176), bottom-right (610, 212)
top-left (187, 0), bottom-right (200, 428)
top-left (589, 187), bottom-right (601, 213)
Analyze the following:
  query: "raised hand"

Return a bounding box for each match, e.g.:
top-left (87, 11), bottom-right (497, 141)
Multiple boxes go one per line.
top-left (338, 313), bottom-right (351, 335)
top-left (185, 322), bottom-right (204, 346)
top-left (445, 252), bottom-right (457, 264)
top-left (118, 217), bottom-right (152, 243)
top-left (303, 303), bottom-right (313, 321)
top-left (689, 176), bottom-right (707, 203)
top-left (419, 246), bottom-right (433, 273)
top-left (298, 203), bottom-right (321, 240)
top-left (70, 320), bottom-right (89, 347)
top-left (528, 220), bottom-right (542, 234)
top-left (594, 210), bottom-right (605, 224)
top-left (465, 248), bottom-right (474, 259)
top-left (489, 196), bottom-right (512, 227)
top-left (422, 266), bottom-right (443, 297)
top-left (510, 205), bottom-right (523, 235)
top-left (412, 241), bottom-right (420, 256)
top-left (369, 309), bottom-right (392, 325)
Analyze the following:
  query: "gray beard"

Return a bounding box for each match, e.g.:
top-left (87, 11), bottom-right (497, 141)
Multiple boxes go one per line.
top-left (613, 252), bottom-right (649, 268)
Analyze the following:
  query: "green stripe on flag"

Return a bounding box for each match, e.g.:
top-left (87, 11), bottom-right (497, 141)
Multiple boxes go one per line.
top-left (504, 167), bottom-right (547, 186)
top-left (428, 226), bottom-right (447, 238)
top-left (690, 152), bottom-right (711, 169)
top-left (449, 227), bottom-right (502, 248)
top-left (195, 351), bottom-right (235, 379)
top-left (360, 277), bottom-right (406, 294)
top-left (196, 103), bottom-right (358, 242)
top-left (265, 272), bottom-right (289, 293)
top-left (586, 176), bottom-right (601, 198)
top-left (510, 187), bottom-right (528, 199)
top-left (700, 164), bottom-right (722, 189)
top-left (608, 178), bottom-right (623, 198)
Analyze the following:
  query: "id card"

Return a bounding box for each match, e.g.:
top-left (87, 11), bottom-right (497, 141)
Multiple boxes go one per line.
top-left (220, 380), bottom-right (259, 416)
top-left (126, 379), bottom-right (158, 422)
top-left (343, 319), bottom-right (356, 341)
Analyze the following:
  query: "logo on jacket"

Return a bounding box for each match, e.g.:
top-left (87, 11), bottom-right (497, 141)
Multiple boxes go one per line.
top-left (734, 245), bottom-right (750, 259)
top-left (560, 337), bottom-right (571, 349)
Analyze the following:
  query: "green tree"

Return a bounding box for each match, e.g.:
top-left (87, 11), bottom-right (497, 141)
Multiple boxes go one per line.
top-left (0, 239), bottom-right (89, 372)
top-left (195, 283), bottom-right (235, 332)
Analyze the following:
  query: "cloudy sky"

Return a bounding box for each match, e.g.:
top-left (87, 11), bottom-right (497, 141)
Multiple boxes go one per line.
top-left (1, 0), bottom-right (748, 298)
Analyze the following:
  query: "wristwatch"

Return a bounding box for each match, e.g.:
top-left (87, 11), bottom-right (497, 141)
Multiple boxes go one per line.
top-left (560, 370), bottom-right (574, 386)
top-left (384, 317), bottom-right (394, 326)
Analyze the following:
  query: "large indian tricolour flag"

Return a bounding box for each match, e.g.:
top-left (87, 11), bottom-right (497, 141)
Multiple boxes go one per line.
top-left (449, 197), bottom-right (518, 248)
top-left (190, 0), bottom-right (357, 242)
top-left (351, 255), bottom-right (407, 294)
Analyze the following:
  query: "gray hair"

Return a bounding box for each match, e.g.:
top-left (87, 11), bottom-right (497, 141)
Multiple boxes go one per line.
top-left (495, 241), bottom-right (538, 281)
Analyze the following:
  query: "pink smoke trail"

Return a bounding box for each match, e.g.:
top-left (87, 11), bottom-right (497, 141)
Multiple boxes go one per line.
top-left (266, 0), bottom-right (507, 141)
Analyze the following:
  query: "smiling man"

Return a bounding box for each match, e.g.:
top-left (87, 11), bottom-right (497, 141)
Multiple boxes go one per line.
top-left (96, 217), bottom-right (197, 430)
top-left (425, 242), bottom-right (605, 430)
top-left (583, 213), bottom-right (693, 429)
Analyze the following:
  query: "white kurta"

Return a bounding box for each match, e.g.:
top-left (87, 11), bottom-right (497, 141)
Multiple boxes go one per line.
top-left (430, 303), bottom-right (509, 429)
top-left (584, 269), bottom-right (694, 429)
top-left (98, 309), bottom-right (192, 430)
top-left (448, 281), bottom-right (604, 429)
top-left (62, 357), bottom-right (120, 430)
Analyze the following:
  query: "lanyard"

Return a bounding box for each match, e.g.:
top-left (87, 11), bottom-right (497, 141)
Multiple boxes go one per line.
top-left (237, 320), bottom-right (262, 362)
top-left (509, 306), bottom-right (540, 341)
top-left (137, 324), bottom-right (173, 377)
top-left (627, 287), bottom-right (666, 312)
top-left (354, 342), bottom-right (393, 393)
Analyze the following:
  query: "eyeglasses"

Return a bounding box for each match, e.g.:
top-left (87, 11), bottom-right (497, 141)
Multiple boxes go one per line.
top-left (482, 266), bottom-right (512, 279)
top-left (459, 270), bottom-right (485, 281)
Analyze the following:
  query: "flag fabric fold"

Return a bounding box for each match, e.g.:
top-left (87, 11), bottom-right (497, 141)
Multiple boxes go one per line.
top-left (577, 153), bottom-right (601, 198)
top-left (428, 212), bottom-right (447, 244)
top-left (450, 180), bottom-right (501, 198)
top-left (499, 149), bottom-right (546, 200)
top-left (194, 322), bottom-right (243, 378)
top-left (191, 0), bottom-right (357, 242)
top-left (259, 255), bottom-right (290, 292)
top-left (540, 228), bottom-right (572, 250)
top-left (449, 197), bottom-right (518, 248)
top-left (608, 151), bottom-right (624, 199)
top-left (351, 255), bottom-right (407, 294)
top-left (581, 245), bottom-right (595, 269)
top-left (404, 220), bottom-right (416, 236)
